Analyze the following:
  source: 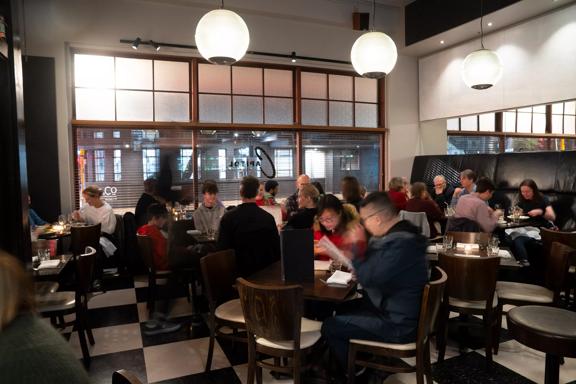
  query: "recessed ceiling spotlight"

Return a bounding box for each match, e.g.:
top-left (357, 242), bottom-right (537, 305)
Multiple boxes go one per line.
top-left (487, 22), bottom-right (493, 27)
top-left (440, 40), bottom-right (445, 45)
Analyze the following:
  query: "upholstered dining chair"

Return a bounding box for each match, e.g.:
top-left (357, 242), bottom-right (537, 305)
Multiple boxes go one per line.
top-left (436, 253), bottom-right (500, 365)
top-left (237, 278), bottom-right (322, 384)
top-left (200, 249), bottom-right (246, 372)
top-left (347, 266), bottom-right (447, 384)
top-left (446, 231), bottom-right (491, 247)
top-left (399, 210), bottom-right (431, 238)
top-left (541, 228), bottom-right (576, 308)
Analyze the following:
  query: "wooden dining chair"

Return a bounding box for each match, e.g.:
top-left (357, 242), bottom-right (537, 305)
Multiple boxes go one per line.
top-left (347, 266), bottom-right (447, 384)
top-left (136, 234), bottom-right (173, 314)
top-left (112, 369), bottom-right (143, 384)
top-left (71, 223), bottom-right (101, 256)
top-left (237, 278), bottom-right (322, 384)
top-left (36, 246), bottom-right (98, 368)
top-left (200, 249), bottom-right (246, 372)
top-left (541, 228), bottom-right (576, 308)
top-left (494, 242), bottom-right (574, 349)
top-left (436, 253), bottom-right (500, 365)
top-left (446, 231), bottom-right (491, 247)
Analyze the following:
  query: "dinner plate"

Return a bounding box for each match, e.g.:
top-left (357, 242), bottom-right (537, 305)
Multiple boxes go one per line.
top-left (507, 215), bottom-right (529, 220)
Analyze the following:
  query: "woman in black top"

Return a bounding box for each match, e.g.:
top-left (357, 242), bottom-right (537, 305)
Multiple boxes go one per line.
top-left (511, 179), bottom-right (556, 267)
top-left (284, 184), bottom-right (320, 229)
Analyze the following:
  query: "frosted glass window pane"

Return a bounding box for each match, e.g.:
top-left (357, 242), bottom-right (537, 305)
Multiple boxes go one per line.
top-left (517, 107), bottom-right (531, 113)
top-left (301, 72), bottom-right (327, 99)
top-left (233, 96), bottom-right (263, 124)
top-left (265, 98), bottom-right (293, 124)
top-left (447, 118), bottom-right (459, 131)
top-left (264, 69), bottom-right (292, 97)
top-left (355, 103), bottom-right (378, 128)
top-left (232, 67), bottom-right (262, 95)
top-left (329, 101), bottom-right (353, 126)
top-left (566, 101), bottom-right (576, 115)
top-left (460, 115), bottom-right (477, 131)
top-left (74, 54), bottom-right (115, 88)
top-left (115, 58), bottom-right (152, 90)
top-left (565, 116), bottom-right (576, 134)
top-left (198, 64), bottom-right (231, 94)
top-left (75, 88), bottom-right (115, 120)
top-left (517, 113), bottom-right (531, 133)
top-left (154, 60), bottom-right (189, 92)
top-left (355, 77), bottom-right (377, 102)
top-left (552, 115), bottom-right (563, 133)
top-left (154, 92), bottom-right (189, 122)
top-left (301, 100), bottom-right (327, 125)
top-left (479, 113), bottom-right (495, 132)
top-left (503, 111), bottom-right (516, 132)
top-left (329, 75), bottom-right (353, 101)
top-left (552, 103), bottom-right (564, 114)
top-left (199, 94), bottom-right (231, 123)
top-left (533, 105), bottom-right (546, 114)
top-left (533, 113), bottom-right (546, 133)
top-left (116, 91), bottom-right (153, 121)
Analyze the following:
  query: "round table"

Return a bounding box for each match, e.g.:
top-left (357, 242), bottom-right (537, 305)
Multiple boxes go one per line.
top-left (507, 305), bottom-right (576, 384)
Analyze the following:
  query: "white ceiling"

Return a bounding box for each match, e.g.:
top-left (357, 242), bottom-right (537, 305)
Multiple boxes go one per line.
top-left (401, 0), bottom-right (576, 57)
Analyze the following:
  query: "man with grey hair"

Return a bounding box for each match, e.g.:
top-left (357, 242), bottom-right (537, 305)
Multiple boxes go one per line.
top-left (282, 174), bottom-right (310, 219)
top-left (320, 191), bottom-right (428, 373)
top-left (450, 169), bottom-right (477, 207)
top-left (431, 175), bottom-right (455, 209)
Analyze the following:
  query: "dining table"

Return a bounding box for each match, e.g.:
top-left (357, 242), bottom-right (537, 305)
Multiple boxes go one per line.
top-left (247, 261), bottom-right (357, 303)
top-left (426, 245), bottom-right (521, 269)
top-left (30, 253), bottom-right (73, 280)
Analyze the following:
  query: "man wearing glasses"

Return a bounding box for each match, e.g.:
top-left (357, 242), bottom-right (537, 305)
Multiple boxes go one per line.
top-left (431, 175), bottom-right (455, 209)
top-left (320, 191), bottom-right (428, 377)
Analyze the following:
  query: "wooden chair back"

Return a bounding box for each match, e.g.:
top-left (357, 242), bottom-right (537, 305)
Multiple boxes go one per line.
top-left (237, 278), bottom-right (303, 346)
top-left (200, 249), bottom-right (237, 310)
top-left (136, 234), bottom-right (156, 273)
top-left (71, 223), bottom-right (101, 256)
top-left (112, 369), bottom-right (143, 384)
top-left (76, 246), bottom-right (97, 296)
top-left (541, 228), bottom-right (576, 265)
top-left (446, 231), bottom-right (491, 246)
top-left (544, 242), bottom-right (575, 298)
top-left (417, 266), bottom-right (448, 345)
top-left (438, 253), bottom-right (499, 304)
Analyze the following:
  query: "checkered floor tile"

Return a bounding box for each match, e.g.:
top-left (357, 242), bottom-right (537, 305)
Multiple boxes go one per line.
top-left (54, 275), bottom-right (576, 383)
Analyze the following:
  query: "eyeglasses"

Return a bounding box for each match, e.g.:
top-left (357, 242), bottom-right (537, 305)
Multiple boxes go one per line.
top-left (318, 215), bottom-right (338, 224)
top-left (360, 208), bottom-right (387, 224)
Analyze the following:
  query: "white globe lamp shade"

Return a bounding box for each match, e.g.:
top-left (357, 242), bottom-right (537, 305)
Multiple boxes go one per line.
top-left (195, 9), bottom-right (250, 65)
top-left (461, 49), bottom-right (503, 90)
top-left (351, 31), bottom-right (398, 78)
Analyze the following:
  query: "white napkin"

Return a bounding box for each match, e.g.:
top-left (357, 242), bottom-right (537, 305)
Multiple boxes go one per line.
top-left (498, 249), bottom-right (512, 259)
top-left (326, 270), bottom-right (352, 286)
top-left (456, 243), bottom-right (479, 250)
top-left (314, 260), bottom-right (331, 271)
top-left (426, 245), bottom-right (437, 254)
top-left (186, 229), bottom-right (202, 236)
top-left (453, 253), bottom-right (481, 258)
top-left (38, 260), bottom-right (60, 269)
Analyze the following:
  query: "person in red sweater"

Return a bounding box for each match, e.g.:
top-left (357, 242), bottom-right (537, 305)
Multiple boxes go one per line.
top-left (405, 182), bottom-right (444, 238)
top-left (387, 177), bottom-right (408, 211)
top-left (137, 204), bottom-right (170, 271)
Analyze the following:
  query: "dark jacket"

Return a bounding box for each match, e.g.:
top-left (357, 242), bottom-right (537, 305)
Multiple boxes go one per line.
top-left (217, 202), bottom-right (281, 277)
top-left (431, 185), bottom-right (454, 209)
top-left (352, 220), bottom-right (428, 334)
top-left (285, 208), bottom-right (317, 230)
top-left (135, 193), bottom-right (160, 228)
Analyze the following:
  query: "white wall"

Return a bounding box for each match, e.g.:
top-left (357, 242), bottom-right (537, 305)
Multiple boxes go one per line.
top-left (22, 0), bottom-right (417, 210)
top-left (419, 3), bottom-right (576, 121)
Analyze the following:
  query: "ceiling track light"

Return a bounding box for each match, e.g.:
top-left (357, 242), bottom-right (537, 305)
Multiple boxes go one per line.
top-left (195, 0), bottom-right (250, 65)
top-left (350, 0), bottom-right (398, 78)
top-left (151, 41), bottom-right (161, 51)
top-left (461, 0), bottom-right (503, 90)
top-left (291, 51), bottom-right (296, 63)
top-left (131, 37), bottom-right (141, 50)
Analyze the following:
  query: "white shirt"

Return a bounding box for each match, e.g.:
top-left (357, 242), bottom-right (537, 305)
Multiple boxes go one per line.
top-left (79, 202), bottom-right (116, 234)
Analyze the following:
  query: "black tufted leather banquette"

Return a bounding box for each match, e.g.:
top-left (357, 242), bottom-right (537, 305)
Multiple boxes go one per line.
top-left (410, 151), bottom-right (576, 231)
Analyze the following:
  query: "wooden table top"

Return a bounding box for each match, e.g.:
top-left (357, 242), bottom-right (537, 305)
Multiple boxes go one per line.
top-left (247, 261), bottom-right (356, 303)
top-left (31, 254), bottom-right (73, 278)
top-left (427, 247), bottom-right (520, 268)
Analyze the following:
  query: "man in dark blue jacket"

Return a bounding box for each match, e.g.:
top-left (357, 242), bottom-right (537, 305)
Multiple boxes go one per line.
top-left (321, 191), bottom-right (429, 368)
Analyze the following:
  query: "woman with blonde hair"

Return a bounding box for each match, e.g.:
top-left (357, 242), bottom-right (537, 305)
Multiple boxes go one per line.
top-left (73, 185), bottom-right (116, 234)
top-left (284, 183), bottom-right (320, 229)
top-left (0, 251), bottom-right (90, 383)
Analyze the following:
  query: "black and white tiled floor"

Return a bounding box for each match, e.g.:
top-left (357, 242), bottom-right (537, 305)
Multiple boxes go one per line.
top-left (56, 275), bottom-right (576, 384)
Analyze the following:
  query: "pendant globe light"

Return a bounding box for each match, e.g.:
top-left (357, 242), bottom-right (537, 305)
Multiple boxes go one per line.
top-left (350, 0), bottom-right (397, 78)
top-left (461, 0), bottom-right (503, 89)
top-left (195, 0), bottom-right (250, 65)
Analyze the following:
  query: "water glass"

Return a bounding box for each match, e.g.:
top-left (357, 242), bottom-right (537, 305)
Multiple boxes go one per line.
top-left (38, 248), bottom-right (50, 262)
top-left (435, 243), bottom-right (445, 254)
top-left (443, 235), bottom-right (453, 250)
top-left (488, 245), bottom-right (500, 257)
top-left (329, 261), bottom-right (342, 274)
top-left (207, 228), bottom-right (216, 241)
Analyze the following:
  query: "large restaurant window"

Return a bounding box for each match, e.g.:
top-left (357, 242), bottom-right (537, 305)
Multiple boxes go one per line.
top-left (72, 50), bottom-right (386, 209)
top-left (447, 100), bottom-right (576, 154)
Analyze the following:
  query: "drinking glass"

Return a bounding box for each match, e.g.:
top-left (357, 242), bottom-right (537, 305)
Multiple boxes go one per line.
top-left (38, 248), bottom-right (50, 262)
top-left (57, 214), bottom-right (66, 226)
top-left (435, 243), bottom-right (445, 254)
top-left (488, 245), bottom-right (500, 257)
top-left (329, 261), bottom-right (342, 274)
top-left (207, 228), bottom-right (216, 241)
top-left (443, 235), bottom-right (453, 250)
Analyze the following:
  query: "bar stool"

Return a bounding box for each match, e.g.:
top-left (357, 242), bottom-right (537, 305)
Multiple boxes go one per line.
top-left (507, 305), bottom-right (576, 384)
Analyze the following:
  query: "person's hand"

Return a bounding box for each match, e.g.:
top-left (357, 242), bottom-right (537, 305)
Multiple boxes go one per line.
top-left (494, 209), bottom-right (504, 218)
top-left (453, 188), bottom-right (463, 198)
top-left (71, 210), bottom-right (81, 221)
top-left (527, 209), bottom-right (543, 217)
